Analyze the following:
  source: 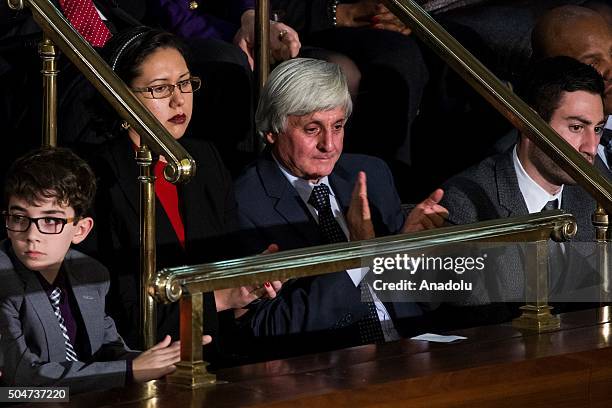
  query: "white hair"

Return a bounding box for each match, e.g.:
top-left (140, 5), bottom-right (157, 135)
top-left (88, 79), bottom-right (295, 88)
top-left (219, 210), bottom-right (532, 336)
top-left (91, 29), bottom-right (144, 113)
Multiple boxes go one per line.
top-left (255, 58), bottom-right (353, 138)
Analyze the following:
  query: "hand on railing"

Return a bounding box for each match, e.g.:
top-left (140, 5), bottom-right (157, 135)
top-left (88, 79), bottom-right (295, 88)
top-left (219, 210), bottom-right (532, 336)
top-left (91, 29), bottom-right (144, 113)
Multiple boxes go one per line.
top-left (214, 244), bottom-right (284, 312)
top-left (234, 10), bottom-right (301, 69)
top-left (337, 0), bottom-right (411, 35)
top-left (132, 334), bottom-right (213, 382)
top-left (401, 189), bottom-right (449, 232)
top-left (132, 335), bottom-right (180, 382)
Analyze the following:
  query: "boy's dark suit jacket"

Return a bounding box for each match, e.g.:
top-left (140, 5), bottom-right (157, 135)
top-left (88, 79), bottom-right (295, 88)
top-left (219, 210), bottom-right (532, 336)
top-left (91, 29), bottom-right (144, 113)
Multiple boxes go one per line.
top-left (0, 240), bottom-right (138, 393)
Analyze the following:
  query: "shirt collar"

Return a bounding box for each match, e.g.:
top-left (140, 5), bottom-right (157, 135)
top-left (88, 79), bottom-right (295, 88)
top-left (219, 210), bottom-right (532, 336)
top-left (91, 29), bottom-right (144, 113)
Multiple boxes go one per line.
top-left (272, 154), bottom-right (334, 204)
top-left (513, 145), bottom-right (563, 214)
top-left (35, 265), bottom-right (67, 294)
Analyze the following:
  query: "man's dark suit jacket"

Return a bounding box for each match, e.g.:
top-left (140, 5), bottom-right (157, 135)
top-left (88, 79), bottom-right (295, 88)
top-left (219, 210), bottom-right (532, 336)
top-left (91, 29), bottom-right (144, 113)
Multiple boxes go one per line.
top-left (87, 135), bottom-right (238, 352)
top-left (436, 147), bottom-right (601, 329)
top-left (234, 153), bottom-right (422, 357)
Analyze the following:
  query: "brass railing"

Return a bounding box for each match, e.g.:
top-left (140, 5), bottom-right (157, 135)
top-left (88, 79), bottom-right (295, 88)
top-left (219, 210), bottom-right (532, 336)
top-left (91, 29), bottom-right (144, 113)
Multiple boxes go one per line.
top-left (8, 0), bottom-right (196, 349)
top-left (154, 211), bottom-right (577, 387)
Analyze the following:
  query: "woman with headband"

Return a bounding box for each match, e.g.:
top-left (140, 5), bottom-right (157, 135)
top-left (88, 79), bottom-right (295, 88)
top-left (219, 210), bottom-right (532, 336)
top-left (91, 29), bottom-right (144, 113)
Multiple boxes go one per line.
top-left (89, 27), bottom-right (281, 362)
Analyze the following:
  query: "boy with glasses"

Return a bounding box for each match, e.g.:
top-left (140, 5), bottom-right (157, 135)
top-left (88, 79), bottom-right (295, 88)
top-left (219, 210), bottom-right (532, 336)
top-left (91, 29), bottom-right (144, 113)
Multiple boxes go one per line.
top-left (0, 147), bottom-right (209, 393)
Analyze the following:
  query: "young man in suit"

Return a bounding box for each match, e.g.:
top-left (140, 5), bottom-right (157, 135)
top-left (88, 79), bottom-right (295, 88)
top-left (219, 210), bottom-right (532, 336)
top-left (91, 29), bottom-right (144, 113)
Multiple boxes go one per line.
top-left (436, 57), bottom-right (606, 327)
top-left (442, 57), bottom-right (606, 235)
top-left (234, 58), bottom-right (448, 358)
top-left (0, 147), bottom-right (210, 393)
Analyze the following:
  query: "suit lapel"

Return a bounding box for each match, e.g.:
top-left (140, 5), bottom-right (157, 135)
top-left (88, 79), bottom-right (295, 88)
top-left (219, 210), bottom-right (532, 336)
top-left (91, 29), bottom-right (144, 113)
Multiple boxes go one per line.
top-left (329, 162), bottom-right (352, 215)
top-left (561, 185), bottom-right (596, 241)
top-left (495, 149), bottom-right (529, 217)
top-left (17, 263), bottom-right (66, 362)
top-left (64, 255), bottom-right (101, 354)
top-left (257, 155), bottom-right (322, 246)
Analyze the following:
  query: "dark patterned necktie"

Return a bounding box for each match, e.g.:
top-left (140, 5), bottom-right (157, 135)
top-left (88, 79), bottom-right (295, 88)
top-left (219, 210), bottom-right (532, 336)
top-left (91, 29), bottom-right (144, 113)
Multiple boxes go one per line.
top-left (58, 0), bottom-right (112, 47)
top-left (49, 287), bottom-right (78, 361)
top-left (308, 184), bottom-right (385, 344)
top-left (541, 199), bottom-right (559, 212)
top-left (601, 128), bottom-right (612, 167)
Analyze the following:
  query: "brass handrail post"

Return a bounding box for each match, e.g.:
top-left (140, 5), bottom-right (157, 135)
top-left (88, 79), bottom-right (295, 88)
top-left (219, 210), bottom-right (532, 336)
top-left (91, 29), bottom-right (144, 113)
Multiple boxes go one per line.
top-left (513, 217), bottom-right (576, 331)
top-left (513, 240), bottom-right (560, 331)
top-left (39, 36), bottom-right (59, 147)
top-left (255, 0), bottom-right (270, 93)
top-left (137, 145), bottom-right (156, 350)
top-left (166, 291), bottom-right (216, 387)
top-left (254, 0), bottom-right (270, 152)
top-left (592, 203), bottom-right (610, 301)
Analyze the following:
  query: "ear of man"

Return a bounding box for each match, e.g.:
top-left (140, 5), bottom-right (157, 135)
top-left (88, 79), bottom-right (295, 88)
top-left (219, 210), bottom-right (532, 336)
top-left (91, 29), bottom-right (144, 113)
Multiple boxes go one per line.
top-left (266, 132), bottom-right (277, 144)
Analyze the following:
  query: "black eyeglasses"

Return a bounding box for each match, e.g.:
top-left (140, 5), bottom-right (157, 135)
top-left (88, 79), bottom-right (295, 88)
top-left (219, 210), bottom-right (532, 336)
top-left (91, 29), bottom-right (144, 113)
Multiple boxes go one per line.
top-left (131, 77), bottom-right (202, 99)
top-left (3, 212), bottom-right (79, 235)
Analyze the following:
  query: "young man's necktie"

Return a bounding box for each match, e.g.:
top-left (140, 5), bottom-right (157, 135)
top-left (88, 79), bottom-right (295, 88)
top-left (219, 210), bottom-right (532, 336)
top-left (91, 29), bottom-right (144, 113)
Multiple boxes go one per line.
top-left (49, 287), bottom-right (79, 361)
top-left (601, 128), bottom-right (612, 167)
top-left (541, 199), bottom-right (559, 212)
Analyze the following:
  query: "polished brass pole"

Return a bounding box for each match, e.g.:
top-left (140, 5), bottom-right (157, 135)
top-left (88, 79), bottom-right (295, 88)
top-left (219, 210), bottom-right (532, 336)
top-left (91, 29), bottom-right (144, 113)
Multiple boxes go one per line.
top-left (254, 0), bottom-right (270, 152)
top-left (39, 36), bottom-right (59, 147)
top-left (137, 145), bottom-right (156, 350)
top-left (593, 204), bottom-right (610, 300)
top-left (513, 240), bottom-right (560, 331)
top-left (166, 291), bottom-right (216, 387)
top-left (255, 0), bottom-right (270, 92)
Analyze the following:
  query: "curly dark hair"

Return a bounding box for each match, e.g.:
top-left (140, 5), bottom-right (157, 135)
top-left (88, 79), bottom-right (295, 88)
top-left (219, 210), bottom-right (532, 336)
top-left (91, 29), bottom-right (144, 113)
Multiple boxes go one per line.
top-left (4, 147), bottom-right (97, 218)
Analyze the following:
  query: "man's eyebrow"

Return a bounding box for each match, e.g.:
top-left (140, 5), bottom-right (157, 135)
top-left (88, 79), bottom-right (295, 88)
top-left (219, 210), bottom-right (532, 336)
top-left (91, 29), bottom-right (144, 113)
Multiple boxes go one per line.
top-left (565, 115), bottom-right (593, 125)
top-left (8, 205), bottom-right (26, 212)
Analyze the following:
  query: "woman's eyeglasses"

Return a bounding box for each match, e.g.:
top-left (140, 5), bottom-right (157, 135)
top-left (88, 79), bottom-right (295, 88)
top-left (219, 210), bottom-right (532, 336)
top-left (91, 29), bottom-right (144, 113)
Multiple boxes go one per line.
top-left (131, 77), bottom-right (202, 99)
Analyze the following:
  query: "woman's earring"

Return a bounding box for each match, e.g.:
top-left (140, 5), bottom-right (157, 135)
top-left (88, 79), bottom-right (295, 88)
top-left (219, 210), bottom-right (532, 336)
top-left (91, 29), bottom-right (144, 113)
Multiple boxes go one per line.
top-left (121, 121), bottom-right (131, 130)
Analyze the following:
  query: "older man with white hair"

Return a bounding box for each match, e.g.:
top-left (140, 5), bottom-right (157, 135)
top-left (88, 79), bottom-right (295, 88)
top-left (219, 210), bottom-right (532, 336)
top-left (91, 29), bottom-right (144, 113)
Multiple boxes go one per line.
top-left (234, 58), bottom-right (447, 356)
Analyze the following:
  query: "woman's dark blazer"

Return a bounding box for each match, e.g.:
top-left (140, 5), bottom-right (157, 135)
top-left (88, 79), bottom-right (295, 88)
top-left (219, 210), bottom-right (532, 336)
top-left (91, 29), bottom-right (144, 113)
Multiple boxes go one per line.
top-left (87, 134), bottom-right (239, 352)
